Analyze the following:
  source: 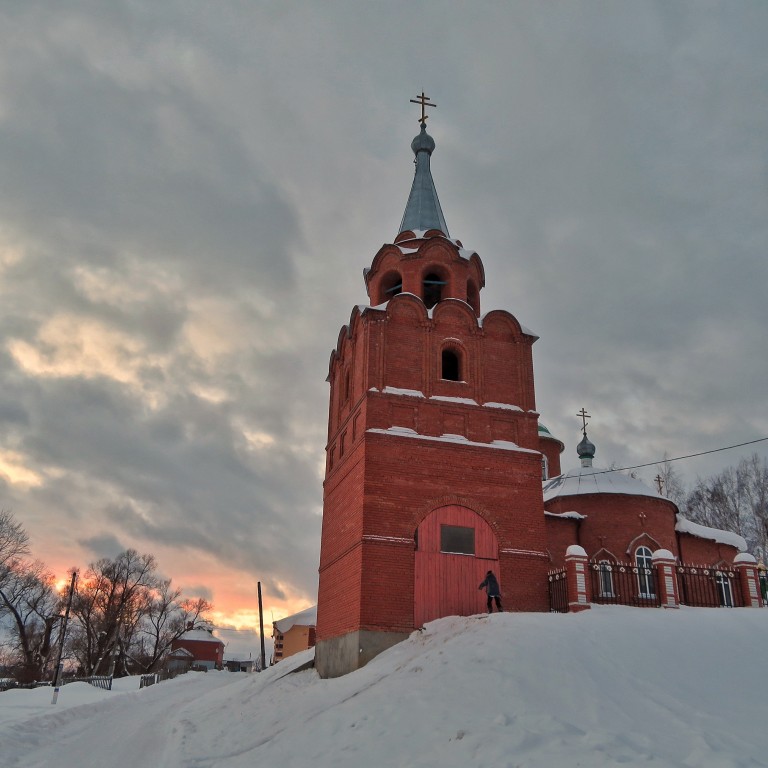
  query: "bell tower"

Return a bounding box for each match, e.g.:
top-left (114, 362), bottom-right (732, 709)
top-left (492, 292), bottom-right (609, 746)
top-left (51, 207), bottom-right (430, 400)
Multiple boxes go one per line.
top-left (315, 101), bottom-right (549, 678)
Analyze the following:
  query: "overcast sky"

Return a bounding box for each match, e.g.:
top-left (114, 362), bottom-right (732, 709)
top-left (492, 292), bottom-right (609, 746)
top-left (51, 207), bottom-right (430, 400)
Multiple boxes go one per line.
top-left (1, 1), bottom-right (767, 652)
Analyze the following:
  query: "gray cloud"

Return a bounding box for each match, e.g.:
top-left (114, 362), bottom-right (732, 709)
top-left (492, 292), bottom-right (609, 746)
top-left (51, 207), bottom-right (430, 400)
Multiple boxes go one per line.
top-left (1, 1), bottom-right (767, 623)
top-left (79, 533), bottom-right (127, 561)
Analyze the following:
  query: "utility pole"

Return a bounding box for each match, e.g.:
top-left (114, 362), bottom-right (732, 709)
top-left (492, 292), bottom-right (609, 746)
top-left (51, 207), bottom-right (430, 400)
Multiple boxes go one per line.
top-left (51, 570), bottom-right (77, 705)
top-left (257, 582), bottom-right (266, 672)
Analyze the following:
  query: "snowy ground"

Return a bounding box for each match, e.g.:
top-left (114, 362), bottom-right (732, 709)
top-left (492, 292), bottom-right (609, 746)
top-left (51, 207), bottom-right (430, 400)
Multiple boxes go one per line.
top-left (2, 607), bottom-right (767, 767)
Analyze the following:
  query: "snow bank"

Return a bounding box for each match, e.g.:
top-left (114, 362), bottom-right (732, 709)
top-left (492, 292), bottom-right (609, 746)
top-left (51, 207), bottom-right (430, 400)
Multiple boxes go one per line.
top-left (3, 609), bottom-right (768, 767)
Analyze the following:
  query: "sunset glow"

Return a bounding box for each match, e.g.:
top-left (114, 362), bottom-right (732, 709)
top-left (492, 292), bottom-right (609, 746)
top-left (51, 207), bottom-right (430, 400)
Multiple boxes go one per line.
top-left (2, 1), bottom-right (767, 668)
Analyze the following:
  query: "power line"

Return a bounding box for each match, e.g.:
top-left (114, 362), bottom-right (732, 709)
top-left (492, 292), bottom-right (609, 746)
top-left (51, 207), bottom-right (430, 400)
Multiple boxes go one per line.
top-left (590, 436), bottom-right (768, 476)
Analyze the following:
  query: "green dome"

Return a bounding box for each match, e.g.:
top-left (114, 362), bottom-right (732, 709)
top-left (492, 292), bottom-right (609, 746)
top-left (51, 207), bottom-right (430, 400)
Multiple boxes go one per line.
top-left (538, 422), bottom-right (565, 451)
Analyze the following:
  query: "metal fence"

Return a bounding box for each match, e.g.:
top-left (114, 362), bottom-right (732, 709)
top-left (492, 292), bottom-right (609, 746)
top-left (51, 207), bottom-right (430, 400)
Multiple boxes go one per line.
top-left (676, 565), bottom-right (743, 608)
top-left (588, 562), bottom-right (662, 608)
top-left (58, 675), bottom-right (113, 690)
top-left (139, 673), bottom-right (160, 689)
top-left (548, 569), bottom-right (568, 613)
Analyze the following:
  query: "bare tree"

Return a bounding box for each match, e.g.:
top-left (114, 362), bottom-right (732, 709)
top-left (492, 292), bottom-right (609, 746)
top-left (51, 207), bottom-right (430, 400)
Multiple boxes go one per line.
top-left (684, 454), bottom-right (768, 558)
top-left (68, 549), bottom-right (159, 676)
top-left (655, 455), bottom-right (687, 509)
top-left (0, 560), bottom-right (61, 682)
top-left (0, 510), bottom-right (29, 568)
top-left (0, 512), bottom-right (62, 682)
top-left (134, 584), bottom-right (212, 673)
top-left (740, 454), bottom-right (768, 561)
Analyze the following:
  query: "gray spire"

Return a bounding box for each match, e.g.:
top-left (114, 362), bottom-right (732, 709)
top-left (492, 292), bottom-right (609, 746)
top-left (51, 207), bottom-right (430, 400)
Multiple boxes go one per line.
top-left (398, 124), bottom-right (449, 236)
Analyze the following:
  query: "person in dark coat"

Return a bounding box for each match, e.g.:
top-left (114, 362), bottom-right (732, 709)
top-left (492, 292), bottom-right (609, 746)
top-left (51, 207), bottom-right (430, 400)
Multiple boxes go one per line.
top-left (479, 570), bottom-right (503, 612)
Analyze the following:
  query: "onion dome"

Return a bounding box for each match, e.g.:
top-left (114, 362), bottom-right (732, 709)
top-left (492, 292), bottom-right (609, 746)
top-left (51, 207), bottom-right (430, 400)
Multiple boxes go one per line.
top-left (543, 430), bottom-right (664, 503)
top-left (577, 432), bottom-right (596, 466)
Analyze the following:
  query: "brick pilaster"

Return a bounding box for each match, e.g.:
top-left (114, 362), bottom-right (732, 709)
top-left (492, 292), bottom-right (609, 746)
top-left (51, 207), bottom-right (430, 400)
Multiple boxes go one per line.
top-left (652, 549), bottom-right (679, 608)
top-left (734, 553), bottom-right (764, 608)
top-left (565, 545), bottom-right (591, 612)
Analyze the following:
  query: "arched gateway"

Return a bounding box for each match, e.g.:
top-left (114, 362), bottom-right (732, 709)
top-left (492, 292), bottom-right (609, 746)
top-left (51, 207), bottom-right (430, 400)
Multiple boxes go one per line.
top-left (414, 505), bottom-right (499, 626)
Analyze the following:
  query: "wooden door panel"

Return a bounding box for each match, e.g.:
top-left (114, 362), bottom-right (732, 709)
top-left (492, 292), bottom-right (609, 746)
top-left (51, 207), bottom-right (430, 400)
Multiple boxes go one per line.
top-left (414, 505), bottom-right (499, 627)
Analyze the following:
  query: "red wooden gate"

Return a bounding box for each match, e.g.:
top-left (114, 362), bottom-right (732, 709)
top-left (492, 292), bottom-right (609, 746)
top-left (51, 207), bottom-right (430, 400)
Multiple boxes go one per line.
top-left (414, 505), bottom-right (499, 627)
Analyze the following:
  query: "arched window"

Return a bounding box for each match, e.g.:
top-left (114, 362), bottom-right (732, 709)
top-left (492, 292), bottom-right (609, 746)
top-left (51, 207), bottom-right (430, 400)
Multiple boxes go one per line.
top-left (380, 271), bottom-right (402, 304)
top-left (441, 348), bottom-right (461, 381)
top-left (715, 570), bottom-right (734, 607)
top-left (635, 546), bottom-right (655, 598)
top-left (423, 272), bottom-right (447, 309)
top-left (598, 561), bottom-right (615, 598)
top-left (541, 455), bottom-right (549, 481)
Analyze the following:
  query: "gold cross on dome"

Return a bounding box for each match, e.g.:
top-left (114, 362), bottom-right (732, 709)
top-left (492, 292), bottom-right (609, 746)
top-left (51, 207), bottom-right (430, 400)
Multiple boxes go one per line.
top-left (410, 91), bottom-right (436, 124)
top-left (577, 407), bottom-right (591, 435)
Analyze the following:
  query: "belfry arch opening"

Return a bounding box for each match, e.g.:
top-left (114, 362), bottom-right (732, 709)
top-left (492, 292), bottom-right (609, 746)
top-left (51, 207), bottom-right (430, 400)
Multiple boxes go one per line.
top-left (423, 271), bottom-right (447, 309)
top-left (467, 280), bottom-right (480, 315)
top-left (380, 271), bottom-right (403, 305)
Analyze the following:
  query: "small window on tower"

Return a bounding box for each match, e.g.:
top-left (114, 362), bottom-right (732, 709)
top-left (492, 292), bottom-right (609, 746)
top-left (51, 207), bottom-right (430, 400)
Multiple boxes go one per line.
top-left (440, 524), bottom-right (475, 555)
top-left (441, 349), bottom-right (461, 381)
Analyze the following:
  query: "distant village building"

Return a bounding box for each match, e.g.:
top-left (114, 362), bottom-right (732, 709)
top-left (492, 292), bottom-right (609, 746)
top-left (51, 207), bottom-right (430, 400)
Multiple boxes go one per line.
top-left (313, 101), bottom-right (764, 679)
top-left (224, 658), bottom-right (255, 673)
top-left (170, 626), bottom-right (224, 670)
top-left (166, 646), bottom-right (195, 675)
top-left (272, 606), bottom-right (317, 663)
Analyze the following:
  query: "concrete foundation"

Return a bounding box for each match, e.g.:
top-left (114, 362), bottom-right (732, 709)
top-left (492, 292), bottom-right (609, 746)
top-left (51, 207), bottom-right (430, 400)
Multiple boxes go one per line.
top-left (315, 629), bottom-right (410, 678)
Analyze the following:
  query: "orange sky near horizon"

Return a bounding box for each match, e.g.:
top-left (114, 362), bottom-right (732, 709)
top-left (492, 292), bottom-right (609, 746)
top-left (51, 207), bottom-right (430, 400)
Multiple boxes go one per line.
top-left (26, 516), bottom-right (316, 639)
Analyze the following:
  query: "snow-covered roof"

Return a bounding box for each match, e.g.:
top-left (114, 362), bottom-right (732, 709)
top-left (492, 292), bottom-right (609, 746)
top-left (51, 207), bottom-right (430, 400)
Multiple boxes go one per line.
top-left (169, 646), bottom-right (194, 658)
top-left (274, 605), bottom-right (317, 634)
top-left (485, 402), bottom-right (523, 412)
top-left (177, 628), bottom-right (224, 645)
top-left (369, 387), bottom-right (525, 412)
top-left (544, 510), bottom-right (586, 520)
top-left (675, 515), bottom-right (747, 551)
top-left (367, 426), bottom-right (539, 454)
top-left (477, 312), bottom-right (538, 338)
top-left (538, 422), bottom-right (564, 449)
top-left (543, 465), bottom-right (666, 502)
top-left (357, 301), bottom-right (389, 314)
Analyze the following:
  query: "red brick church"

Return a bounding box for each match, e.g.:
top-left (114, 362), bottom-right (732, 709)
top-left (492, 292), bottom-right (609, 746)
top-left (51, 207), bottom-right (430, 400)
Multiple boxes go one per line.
top-left (315, 101), bottom-right (762, 678)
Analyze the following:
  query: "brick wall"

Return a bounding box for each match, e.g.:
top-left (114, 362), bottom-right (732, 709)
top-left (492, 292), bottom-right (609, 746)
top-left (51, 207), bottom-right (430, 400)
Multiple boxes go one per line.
top-left (545, 494), bottom-right (679, 563)
top-left (170, 639), bottom-right (224, 667)
top-left (318, 232), bottom-right (550, 645)
top-left (678, 533), bottom-right (740, 565)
